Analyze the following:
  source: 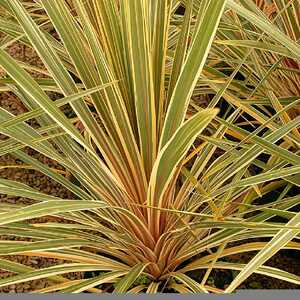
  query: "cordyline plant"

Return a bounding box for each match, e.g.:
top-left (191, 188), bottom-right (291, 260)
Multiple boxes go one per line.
top-left (212, 0), bottom-right (300, 116)
top-left (0, 0), bottom-right (299, 294)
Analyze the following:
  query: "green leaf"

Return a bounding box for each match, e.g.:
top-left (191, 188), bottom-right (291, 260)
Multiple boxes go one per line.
top-left (214, 39), bottom-right (298, 60)
top-left (113, 263), bottom-right (148, 294)
top-left (61, 271), bottom-right (127, 293)
top-left (160, 0), bottom-right (226, 148)
top-left (0, 263), bottom-right (120, 288)
top-left (0, 200), bottom-right (107, 226)
top-left (226, 0), bottom-right (300, 60)
top-left (170, 273), bottom-right (208, 293)
top-left (225, 211), bottom-right (300, 292)
top-left (149, 109), bottom-right (218, 205)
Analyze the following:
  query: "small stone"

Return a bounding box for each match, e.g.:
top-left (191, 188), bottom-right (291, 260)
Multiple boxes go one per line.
top-left (31, 259), bottom-right (38, 264)
top-left (16, 287), bottom-right (24, 293)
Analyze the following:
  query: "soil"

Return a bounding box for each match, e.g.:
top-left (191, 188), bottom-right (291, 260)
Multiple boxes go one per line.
top-left (0, 41), bottom-right (299, 293)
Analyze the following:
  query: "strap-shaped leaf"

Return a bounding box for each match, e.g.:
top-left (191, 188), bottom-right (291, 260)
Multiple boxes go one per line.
top-left (0, 263), bottom-right (120, 288)
top-left (160, 0), bottom-right (225, 148)
top-left (226, 0), bottom-right (300, 60)
top-left (149, 109), bottom-right (218, 205)
top-left (121, 0), bottom-right (157, 179)
top-left (148, 108), bottom-right (218, 237)
top-left (170, 273), bottom-right (208, 293)
top-left (0, 200), bottom-right (107, 226)
top-left (0, 47), bottom-right (90, 152)
top-left (113, 263), bottom-right (149, 294)
top-left (225, 210), bottom-right (300, 292)
top-left (61, 271), bottom-right (127, 293)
